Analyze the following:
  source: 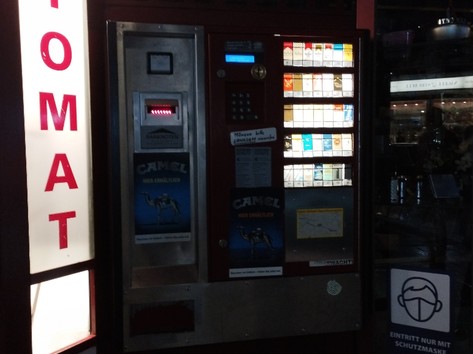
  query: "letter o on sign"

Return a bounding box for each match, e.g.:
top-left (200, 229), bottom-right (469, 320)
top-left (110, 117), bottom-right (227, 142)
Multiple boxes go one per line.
top-left (41, 32), bottom-right (72, 71)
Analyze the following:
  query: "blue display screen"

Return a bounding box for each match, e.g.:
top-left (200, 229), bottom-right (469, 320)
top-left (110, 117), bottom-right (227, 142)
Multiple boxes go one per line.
top-left (225, 54), bottom-right (255, 63)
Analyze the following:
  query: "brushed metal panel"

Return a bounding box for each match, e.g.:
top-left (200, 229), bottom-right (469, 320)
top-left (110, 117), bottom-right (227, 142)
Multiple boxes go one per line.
top-left (123, 273), bottom-right (361, 352)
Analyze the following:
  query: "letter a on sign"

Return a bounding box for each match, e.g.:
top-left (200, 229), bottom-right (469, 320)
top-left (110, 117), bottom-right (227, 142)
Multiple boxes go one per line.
top-left (45, 153), bottom-right (78, 191)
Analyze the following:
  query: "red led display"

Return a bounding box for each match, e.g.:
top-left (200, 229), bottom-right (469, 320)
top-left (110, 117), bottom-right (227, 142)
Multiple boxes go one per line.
top-left (147, 104), bottom-right (176, 116)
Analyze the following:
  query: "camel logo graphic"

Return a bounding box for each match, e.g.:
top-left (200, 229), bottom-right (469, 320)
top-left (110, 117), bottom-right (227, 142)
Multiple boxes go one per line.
top-left (141, 192), bottom-right (181, 224)
top-left (397, 277), bottom-right (443, 323)
top-left (237, 226), bottom-right (273, 257)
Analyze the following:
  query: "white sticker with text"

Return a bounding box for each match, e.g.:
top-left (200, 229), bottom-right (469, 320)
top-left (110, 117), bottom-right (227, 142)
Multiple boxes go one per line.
top-left (230, 127), bottom-right (277, 146)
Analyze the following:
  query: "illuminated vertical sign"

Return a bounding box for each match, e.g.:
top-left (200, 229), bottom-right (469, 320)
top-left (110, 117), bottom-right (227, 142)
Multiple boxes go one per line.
top-left (19, 0), bottom-right (93, 273)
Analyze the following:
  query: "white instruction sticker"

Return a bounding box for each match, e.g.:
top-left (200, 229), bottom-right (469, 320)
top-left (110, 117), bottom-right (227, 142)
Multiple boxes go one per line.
top-left (230, 127), bottom-right (277, 146)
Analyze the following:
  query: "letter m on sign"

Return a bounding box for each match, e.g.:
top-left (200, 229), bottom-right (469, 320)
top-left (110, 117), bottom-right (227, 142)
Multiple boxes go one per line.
top-left (40, 92), bottom-right (77, 131)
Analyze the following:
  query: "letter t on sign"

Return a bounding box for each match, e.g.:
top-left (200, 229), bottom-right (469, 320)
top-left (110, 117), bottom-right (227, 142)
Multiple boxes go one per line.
top-left (49, 211), bottom-right (76, 249)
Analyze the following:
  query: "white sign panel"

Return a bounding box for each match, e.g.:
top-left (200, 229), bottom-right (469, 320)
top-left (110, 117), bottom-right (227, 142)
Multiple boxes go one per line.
top-left (391, 268), bottom-right (450, 332)
top-left (19, 0), bottom-right (94, 273)
top-left (229, 266), bottom-right (283, 278)
top-left (230, 127), bottom-right (277, 146)
top-left (391, 75), bottom-right (473, 93)
top-left (389, 268), bottom-right (453, 354)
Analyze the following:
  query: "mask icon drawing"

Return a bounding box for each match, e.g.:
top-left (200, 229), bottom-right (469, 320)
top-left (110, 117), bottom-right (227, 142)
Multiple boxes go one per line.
top-left (397, 277), bottom-right (443, 323)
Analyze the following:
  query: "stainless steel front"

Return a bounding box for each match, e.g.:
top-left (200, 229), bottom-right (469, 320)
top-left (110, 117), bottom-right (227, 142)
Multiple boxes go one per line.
top-left (123, 273), bottom-right (361, 351)
top-left (111, 20), bottom-right (208, 338)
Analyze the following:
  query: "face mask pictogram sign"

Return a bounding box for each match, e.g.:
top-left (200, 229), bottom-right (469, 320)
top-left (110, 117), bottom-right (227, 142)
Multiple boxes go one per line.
top-left (389, 268), bottom-right (453, 354)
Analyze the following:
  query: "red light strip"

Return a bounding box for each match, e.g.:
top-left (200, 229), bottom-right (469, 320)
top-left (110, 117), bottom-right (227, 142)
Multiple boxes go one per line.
top-left (150, 108), bottom-right (173, 115)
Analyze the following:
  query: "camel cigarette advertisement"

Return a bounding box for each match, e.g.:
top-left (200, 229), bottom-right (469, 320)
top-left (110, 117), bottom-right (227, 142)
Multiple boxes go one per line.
top-left (228, 188), bottom-right (284, 278)
top-left (134, 153), bottom-right (191, 244)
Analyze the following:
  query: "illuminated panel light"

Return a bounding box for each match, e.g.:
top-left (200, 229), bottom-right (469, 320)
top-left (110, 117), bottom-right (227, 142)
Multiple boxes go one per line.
top-left (283, 163), bottom-right (352, 188)
top-left (225, 54), bottom-right (255, 63)
top-left (283, 134), bottom-right (353, 158)
top-left (147, 104), bottom-right (176, 116)
top-left (283, 104), bottom-right (356, 128)
top-left (391, 76), bottom-right (473, 93)
top-left (19, 0), bottom-right (94, 272)
top-left (283, 73), bottom-right (353, 97)
top-left (19, 0), bottom-right (94, 352)
top-left (31, 271), bottom-right (90, 354)
top-left (283, 42), bottom-right (353, 68)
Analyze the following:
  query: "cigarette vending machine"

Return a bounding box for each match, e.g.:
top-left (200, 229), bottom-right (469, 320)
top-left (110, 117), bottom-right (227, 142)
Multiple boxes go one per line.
top-left (108, 21), bottom-right (366, 352)
top-left (207, 33), bottom-right (363, 281)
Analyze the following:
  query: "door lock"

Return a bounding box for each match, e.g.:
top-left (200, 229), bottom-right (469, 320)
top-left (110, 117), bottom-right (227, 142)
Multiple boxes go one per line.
top-left (251, 64), bottom-right (267, 80)
top-left (218, 239), bottom-right (228, 248)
